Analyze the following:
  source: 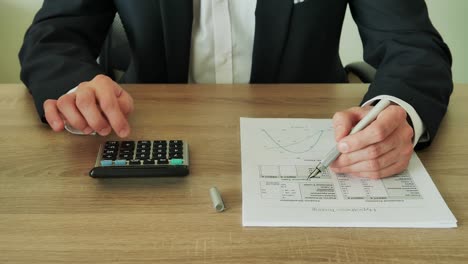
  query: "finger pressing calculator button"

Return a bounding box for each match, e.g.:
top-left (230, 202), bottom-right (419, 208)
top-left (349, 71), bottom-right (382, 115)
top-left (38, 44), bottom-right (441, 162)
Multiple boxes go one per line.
top-left (100, 160), bottom-right (113, 166)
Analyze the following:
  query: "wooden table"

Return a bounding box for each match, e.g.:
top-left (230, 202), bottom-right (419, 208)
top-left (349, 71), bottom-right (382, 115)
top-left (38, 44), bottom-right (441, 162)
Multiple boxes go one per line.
top-left (0, 84), bottom-right (467, 264)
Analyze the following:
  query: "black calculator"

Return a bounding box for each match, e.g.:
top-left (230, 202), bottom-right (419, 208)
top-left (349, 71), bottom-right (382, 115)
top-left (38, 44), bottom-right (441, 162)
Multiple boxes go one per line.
top-left (89, 140), bottom-right (189, 178)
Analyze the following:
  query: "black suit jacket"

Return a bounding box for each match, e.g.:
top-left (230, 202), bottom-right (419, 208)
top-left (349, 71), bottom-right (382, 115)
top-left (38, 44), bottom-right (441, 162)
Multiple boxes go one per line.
top-left (19, 0), bottom-right (452, 148)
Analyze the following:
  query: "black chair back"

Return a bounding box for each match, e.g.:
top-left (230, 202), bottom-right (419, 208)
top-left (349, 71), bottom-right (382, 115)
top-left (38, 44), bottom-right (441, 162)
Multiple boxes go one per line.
top-left (100, 14), bottom-right (131, 80)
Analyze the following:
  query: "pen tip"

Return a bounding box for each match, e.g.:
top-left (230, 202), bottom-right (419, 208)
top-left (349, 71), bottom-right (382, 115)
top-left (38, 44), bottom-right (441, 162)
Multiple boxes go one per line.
top-left (307, 168), bottom-right (321, 180)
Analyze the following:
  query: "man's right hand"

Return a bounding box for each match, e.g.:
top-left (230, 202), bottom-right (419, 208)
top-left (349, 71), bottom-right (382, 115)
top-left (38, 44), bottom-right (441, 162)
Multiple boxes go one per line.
top-left (43, 75), bottom-right (134, 138)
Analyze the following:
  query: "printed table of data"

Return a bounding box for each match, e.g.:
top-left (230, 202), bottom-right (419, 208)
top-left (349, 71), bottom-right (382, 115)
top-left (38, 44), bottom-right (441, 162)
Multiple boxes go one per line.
top-left (258, 165), bottom-right (422, 201)
top-left (336, 171), bottom-right (422, 200)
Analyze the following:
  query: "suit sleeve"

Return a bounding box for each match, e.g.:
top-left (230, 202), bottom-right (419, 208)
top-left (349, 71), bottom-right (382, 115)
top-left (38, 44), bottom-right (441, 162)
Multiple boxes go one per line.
top-left (349, 0), bottom-right (453, 149)
top-left (19, 0), bottom-right (116, 122)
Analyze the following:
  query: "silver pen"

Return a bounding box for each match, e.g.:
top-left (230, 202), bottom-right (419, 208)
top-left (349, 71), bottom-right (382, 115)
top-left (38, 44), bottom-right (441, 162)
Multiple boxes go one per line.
top-left (307, 99), bottom-right (392, 179)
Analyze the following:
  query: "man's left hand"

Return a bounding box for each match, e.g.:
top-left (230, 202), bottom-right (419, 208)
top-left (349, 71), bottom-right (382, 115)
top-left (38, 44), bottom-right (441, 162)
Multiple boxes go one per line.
top-left (330, 105), bottom-right (414, 179)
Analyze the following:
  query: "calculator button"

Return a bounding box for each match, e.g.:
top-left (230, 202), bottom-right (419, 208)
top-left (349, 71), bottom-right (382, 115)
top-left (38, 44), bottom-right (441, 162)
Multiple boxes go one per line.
top-left (157, 159), bottom-right (169, 164)
top-left (129, 160), bottom-right (141, 165)
top-left (169, 159), bottom-right (184, 165)
top-left (136, 153), bottom-right (150, 159)
top-left (136, 144), bottom-right (150, 150)
top-left (169, 153), bottom-right (183, 159)
top-left (154, 140), bottom-right (167, 144)
top-left (154, 144), bottom-right (167, 149)
top-left (120, 148), bottom-right (134, 152)
top-left (137, 140), bottom-right (151, 145)
top-left (143, 159), bottom-right (156, 165)
top-left (136, 149), bottom-right (149, 154)
top-left (104, 147), bottom-right (118, 151)
top-left (114, 160), bottom-right (127, 166)
top-left (120, 141), bottom-right (135, 148)
top-left (169, 145), bottom-right (183, 150)
top-left (104, 145), bottom-right (118, 150)
top-left (119, 154), bottom-right (133, 160)
top-left (169, 141), bottom-right (183, 148)
top-left (103, 150), bottom-right (117, 155)
top-left (169, 148), bottom-right (182, 153)
top-left (153, 150), bottom-right (166, 155)
top-left (100, 160), bottom-right (113, 166)
top-left (153, 148), bottom-right (166, 154)
top-left (102, 154), bottom-right (116, 160)
top-left (153, 153), bottom-right (166, 159)
top-left (105, 141), bottom-right (119, 146)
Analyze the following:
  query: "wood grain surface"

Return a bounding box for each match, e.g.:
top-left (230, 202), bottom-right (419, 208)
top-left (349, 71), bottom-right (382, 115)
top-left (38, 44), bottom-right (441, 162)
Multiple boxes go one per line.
top-left (0, 84), bottom-right (466, 264)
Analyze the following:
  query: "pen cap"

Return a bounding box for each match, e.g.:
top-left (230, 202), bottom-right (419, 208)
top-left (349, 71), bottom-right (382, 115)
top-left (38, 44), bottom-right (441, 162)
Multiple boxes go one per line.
top-left (209, 187), bottom-right (225, 212)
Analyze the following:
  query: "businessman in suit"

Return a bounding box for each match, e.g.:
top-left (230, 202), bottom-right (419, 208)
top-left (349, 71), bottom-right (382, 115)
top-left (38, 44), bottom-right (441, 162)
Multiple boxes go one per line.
top-left (19, 0), bottom-right (453, 178)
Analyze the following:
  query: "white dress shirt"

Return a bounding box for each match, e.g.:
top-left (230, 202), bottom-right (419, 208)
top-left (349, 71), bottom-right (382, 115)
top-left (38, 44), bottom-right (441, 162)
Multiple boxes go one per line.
top-left (67, 0), bottom-right (427, 145)
top-left (189, 0), bottom-right (256, 83)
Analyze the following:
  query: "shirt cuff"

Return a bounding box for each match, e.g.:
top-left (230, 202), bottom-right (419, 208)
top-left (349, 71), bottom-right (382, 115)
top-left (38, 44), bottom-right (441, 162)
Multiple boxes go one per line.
top-left (362, 95), bottom-right (428, 146)
top-left (64, 87), bottom-right (96, 136)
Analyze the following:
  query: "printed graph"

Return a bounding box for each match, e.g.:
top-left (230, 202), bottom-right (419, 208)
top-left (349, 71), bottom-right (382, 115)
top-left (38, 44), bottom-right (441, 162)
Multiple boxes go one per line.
top-left (261, 126), bottom-right (334, 155)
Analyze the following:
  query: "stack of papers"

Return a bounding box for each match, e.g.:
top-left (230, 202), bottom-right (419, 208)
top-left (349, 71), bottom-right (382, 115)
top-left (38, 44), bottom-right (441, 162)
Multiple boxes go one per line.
top-left (240, 118), bottom-right (457, 228)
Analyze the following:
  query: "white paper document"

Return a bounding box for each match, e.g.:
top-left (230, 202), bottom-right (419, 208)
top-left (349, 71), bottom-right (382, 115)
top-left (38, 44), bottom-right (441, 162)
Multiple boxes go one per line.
top-left (240, 118), bottom-right (457, 228)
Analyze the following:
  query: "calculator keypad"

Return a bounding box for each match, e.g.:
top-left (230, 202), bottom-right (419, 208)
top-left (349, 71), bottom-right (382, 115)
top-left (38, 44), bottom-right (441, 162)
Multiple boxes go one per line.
top-left (99, 140), bottom-right (187, 166)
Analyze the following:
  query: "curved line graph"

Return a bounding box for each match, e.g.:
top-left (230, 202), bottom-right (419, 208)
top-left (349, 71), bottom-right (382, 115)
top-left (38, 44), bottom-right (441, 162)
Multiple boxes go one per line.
top-left (261, 129), bottom-right (324, 154)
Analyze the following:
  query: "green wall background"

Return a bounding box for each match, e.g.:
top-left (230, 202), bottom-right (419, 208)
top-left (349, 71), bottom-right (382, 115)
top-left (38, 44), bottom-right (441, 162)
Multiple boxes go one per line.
top-left (0, 0), bottom-right (466, 83)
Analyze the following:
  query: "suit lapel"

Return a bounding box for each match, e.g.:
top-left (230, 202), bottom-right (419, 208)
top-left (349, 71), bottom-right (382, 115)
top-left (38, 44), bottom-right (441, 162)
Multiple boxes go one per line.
top-left (159, 0), bottom-right (193, 82)
top-left (250, 0), bottom-right (293, 83)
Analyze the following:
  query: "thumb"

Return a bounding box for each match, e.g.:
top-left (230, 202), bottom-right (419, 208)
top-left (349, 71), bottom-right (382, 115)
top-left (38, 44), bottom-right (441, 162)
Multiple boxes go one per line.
top-left (332, 106), bottom-right (370, 142)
